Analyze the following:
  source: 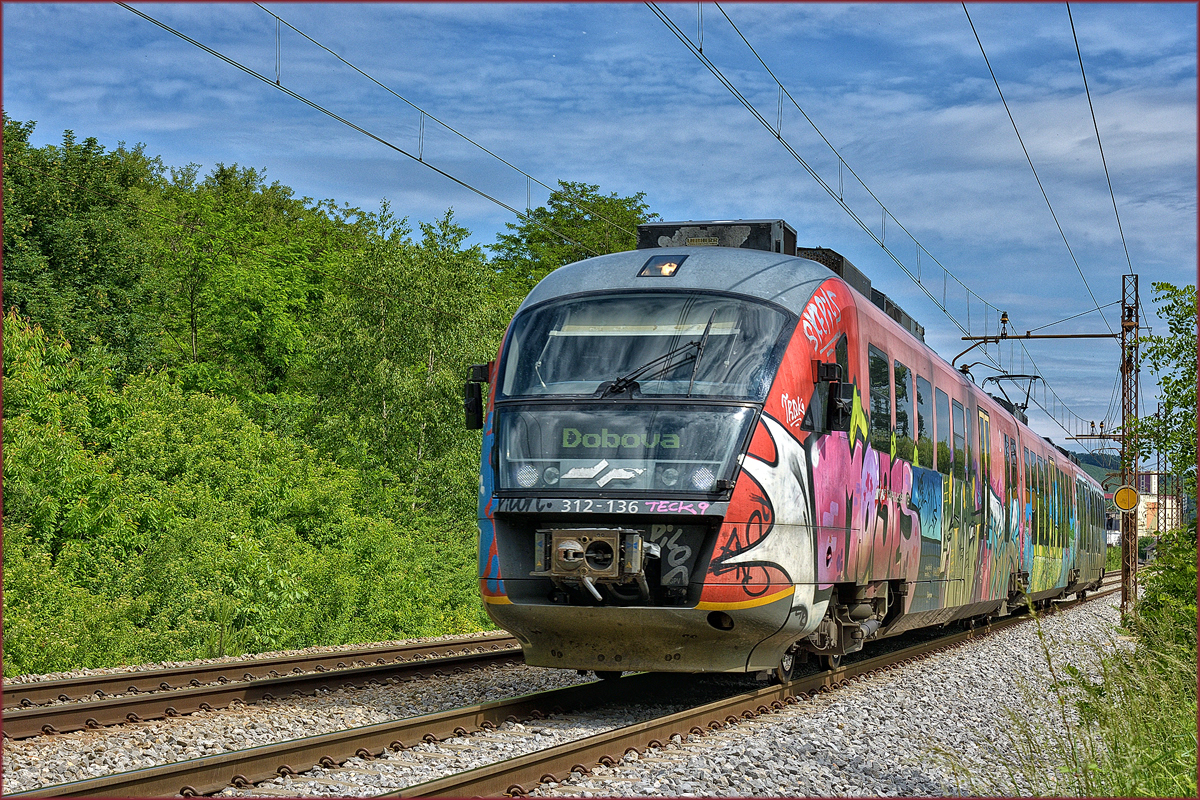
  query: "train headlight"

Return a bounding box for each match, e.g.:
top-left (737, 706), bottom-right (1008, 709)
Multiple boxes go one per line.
top-left (543, 466), bottom-right (561, 485)
top-left (659, 467), bottom-right (679, 487)
top-left (690, 466), bottom-right (716, 491)
top-left (515, 464), bottom-right (540, 488)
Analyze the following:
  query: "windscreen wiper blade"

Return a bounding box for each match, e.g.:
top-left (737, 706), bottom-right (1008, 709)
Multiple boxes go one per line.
top-left (686, 310), bottom-right (718, 397)
top-left (604, 340), bottom-right (699, 396)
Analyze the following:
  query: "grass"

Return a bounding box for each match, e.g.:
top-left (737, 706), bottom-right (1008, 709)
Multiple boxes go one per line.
top-left (940, 601), bottom-right (1197, 797)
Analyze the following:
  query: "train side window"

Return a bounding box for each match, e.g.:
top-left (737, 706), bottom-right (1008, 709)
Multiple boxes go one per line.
top-left (977, 409), bottom-right (991, 491)
top-left (868, 344), bottom-right (891, 452)
top-left (1048, 459), bottom-right (1059, 548)
top-left (1037, 455), bottom-right (1048, 547)
top-left (835, 334), bottom-right (849, 384)
top-left (951, 400), bottom-right (966, 481)
top-left (1024, 447), bottom-right (1034, 543)
top-left (936, 388), bottom-right (952, 475)
top-left (894, 360), bottom-right (915, 462)
top-left (915, 375), bottom-right (933, 469)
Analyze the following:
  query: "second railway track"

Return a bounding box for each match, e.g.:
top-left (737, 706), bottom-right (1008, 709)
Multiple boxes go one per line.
top-left (9, 582), bottom-right (1119, 799)
top-left (3, 634), bottom-right (521, 740)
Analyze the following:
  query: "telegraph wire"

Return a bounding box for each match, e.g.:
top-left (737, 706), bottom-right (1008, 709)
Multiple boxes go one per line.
top-left (962, 2), bottom-right (1114, 336)
top-left (251, 3), bottom-right (638, 239)
top-left (116, 2), bottom-right (603, 261)
top-left (705, 2), bottom-right (995, 340)
top-left (1066, 1), bottom-right (1134, 274)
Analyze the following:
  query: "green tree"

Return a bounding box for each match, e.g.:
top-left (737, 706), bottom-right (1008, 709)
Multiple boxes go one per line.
top-left (307, 206), bottom-right (504, 516)
top-left (490, 180), bottom-right (655, 294)
top-left (2, 115), bottom-right (165, 379)
top-left (1134, 282), bottom-right (1197, 501)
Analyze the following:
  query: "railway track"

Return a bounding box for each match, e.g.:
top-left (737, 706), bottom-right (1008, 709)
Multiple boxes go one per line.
top-left (10, 582), bottom-right (1119, 799)
top-left (3, 634), bottom-right (521, 740)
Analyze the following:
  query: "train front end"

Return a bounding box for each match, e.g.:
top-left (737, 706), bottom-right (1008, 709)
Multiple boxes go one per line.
top-left (466, 243), bottom-right (847, 675)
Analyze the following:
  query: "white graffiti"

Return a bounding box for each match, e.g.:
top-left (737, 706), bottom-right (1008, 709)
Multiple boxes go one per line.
top-left (722, 415), bottom-right (826, 628)
top-left (800, 286), bottom-right (843, 349)
top-left (780, 392), bottom-right (806, 429)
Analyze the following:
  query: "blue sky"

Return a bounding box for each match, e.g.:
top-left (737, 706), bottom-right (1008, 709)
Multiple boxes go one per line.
top-left (4, 2), bottom-right (1196, 454)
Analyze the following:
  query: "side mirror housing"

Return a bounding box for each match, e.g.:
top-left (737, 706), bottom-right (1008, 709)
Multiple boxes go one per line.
top-left (463, 362), bottom-right (492, 430)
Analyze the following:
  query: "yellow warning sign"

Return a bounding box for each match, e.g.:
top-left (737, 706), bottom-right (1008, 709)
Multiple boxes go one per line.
top-left (1113, 485), bottom-right (1139, 513)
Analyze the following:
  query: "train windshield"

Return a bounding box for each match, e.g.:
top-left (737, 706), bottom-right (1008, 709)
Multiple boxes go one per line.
top-left (500, 292), bottom-right (790, 400)
top-left (499, 404), bottom-right (755, 493)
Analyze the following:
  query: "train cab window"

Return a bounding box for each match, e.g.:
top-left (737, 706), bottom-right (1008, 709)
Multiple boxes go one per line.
top-left (894, 360), bottom-right (915, 462)
top-left (499, 292), bottom-right (790, 400)
top-left (952, 400), bottom-right (966, 481)
top-left (915, 375), bottom-right (933, 469)
top-left (868, 345), bottom-right (892, 452)
top-left (935, 388), bottom-right (952, 476)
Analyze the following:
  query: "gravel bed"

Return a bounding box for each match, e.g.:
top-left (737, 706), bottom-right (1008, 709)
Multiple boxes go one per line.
top-left (4, 599), bottom-right (1122, 796)
top-left (1, 661), bottom-right (591, 794)
top-left (529, 596), bottom-right (1123, 797)
top-left (2, 629), bottom-right (509, 685)
top-left (218, 709), bottom-right (684, 798)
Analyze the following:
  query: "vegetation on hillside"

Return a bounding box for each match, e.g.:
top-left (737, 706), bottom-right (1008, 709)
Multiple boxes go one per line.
top-left (1, 115), bottom-right (655, 675)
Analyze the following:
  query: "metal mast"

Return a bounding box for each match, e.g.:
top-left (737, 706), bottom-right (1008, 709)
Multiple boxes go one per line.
top-left (1119, 274), bottom-right (1140, 614)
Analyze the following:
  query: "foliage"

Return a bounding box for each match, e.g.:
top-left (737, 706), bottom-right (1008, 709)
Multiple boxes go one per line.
top-left (2, 114), bottom-right (165, 380)
top-left (1134, 282), bottom-right (1197, 500)
top-left (490, 180), bottom-right (655, 294)
top-left (305, 206), bottom-right (505, 518)
top-left (2, 115), bottom-right (655, 675)
top-left (1, 313), bottom-right (490, 675)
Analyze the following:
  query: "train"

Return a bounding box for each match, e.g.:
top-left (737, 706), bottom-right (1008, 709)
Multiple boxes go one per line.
top-left (464, 218), bottom-right (1106, 681)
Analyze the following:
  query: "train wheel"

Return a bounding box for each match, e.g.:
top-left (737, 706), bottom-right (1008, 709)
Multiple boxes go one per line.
top-left (594, 670), bottom-right (623, 680)
top-left (818, 653), bottom-right (842, 671)
top-left (1077, 590), bottom-right (1088, 600)
top-left (773, 651), bottom-right (796, 685)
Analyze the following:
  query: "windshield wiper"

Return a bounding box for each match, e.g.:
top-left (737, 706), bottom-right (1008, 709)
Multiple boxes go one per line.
top-left (686, 310), bottom-right (718, 397)
top-left (603, 340), bottom-right (700, 396)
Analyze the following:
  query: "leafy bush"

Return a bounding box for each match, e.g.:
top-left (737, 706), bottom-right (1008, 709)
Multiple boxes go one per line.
top-left (2, 313), bottom-right (489, 676)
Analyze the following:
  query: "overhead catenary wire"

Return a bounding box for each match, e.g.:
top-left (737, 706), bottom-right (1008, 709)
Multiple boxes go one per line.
top-left (646, 2), bottom-right (976, 340)
top-left (652, 2), bottom-right (1100, 449)
top-left (1066, 1), bottom-right (1134, 275)
top-left (962, 2), bottom-right (1114, 337)
top-left (251, 2), bottom-right (638, 241)
top-left (1026, 300), bottom-right (1120, 333)
top-left (116, 2), bottom-right (603, 262)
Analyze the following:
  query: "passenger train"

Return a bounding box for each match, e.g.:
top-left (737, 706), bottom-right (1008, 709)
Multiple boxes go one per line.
top-left (464, 219), bottom-right (1106, 680)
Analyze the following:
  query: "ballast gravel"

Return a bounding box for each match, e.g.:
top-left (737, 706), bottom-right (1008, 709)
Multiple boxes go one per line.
top-left (3, 597), bottom-right (1122, 797)
top-left (1, 660), bottom-right (593, 794)
top-left (533, 595), bottom-right (1124, 797)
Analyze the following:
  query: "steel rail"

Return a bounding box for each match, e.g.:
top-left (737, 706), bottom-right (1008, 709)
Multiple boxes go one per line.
top-left (3, 633), bottom-right (518, 710)
top-left (389, 585), bottom-right (1122, 797)
top-left (3, 645), bottom-right (522, 740)
top-left (11, 584), bottom-right (1119, 798)
top-left (7, 676), bottom-right (639, 798)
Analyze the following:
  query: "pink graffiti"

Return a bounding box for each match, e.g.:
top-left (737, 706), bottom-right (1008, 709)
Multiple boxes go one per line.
top-left (812, 433), bottom-right (921, 587)
top-left (642, 500), bottom-right (710, 515)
